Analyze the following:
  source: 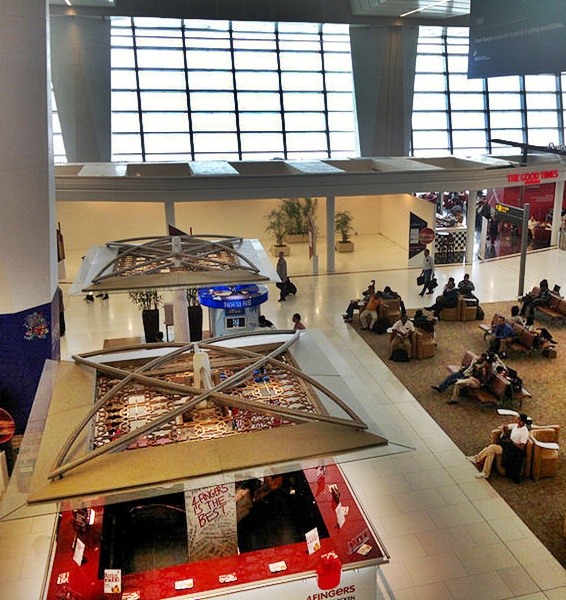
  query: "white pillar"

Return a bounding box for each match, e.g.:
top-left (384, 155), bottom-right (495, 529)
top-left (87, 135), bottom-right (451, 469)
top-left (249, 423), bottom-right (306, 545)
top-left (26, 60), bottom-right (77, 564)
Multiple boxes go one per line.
top-left (173, 289), bottom-right (190, 342)
top-left (551, 180), bottom-right (564, 246)
top-left (465, 190), bottom-right (478, 265)
top-left (165, 202), bottom-right (176, 229)
top-left (326, 196), bottom-right (336, 273)
top-left (0, 0), bottom-right (56, 433)
top-left (350, 25), bottom-right (418, 156)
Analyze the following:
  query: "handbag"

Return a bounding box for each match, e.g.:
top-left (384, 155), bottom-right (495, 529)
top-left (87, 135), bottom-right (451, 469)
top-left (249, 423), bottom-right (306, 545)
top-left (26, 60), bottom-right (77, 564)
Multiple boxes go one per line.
top-left (416, 275), bottom-right (425, 286)
top-left (430, 276), bottom-right (438, 289)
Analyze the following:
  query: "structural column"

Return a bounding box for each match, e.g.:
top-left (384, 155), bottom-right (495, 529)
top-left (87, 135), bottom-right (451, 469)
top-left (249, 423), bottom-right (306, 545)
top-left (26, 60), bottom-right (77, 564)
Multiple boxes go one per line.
top-left (50, 16), bottom-right (112, 162)
top-left (551, 179), bottom-right (564, 246)
top-left (326, 196), bottom-right (336, 273)
top-left (0, 0), bottom-right (57, 433)
top-left (465, 190), bottom-right (478, 265)
top-left (349, 25), bottom-right (418, 156)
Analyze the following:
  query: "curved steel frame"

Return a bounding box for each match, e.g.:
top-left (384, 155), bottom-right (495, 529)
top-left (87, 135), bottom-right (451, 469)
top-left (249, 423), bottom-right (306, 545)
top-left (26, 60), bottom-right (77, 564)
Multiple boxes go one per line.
top-left (90, 234), bottom-right (262, 286)
top-left (49, 330), bottom-right (369, 481)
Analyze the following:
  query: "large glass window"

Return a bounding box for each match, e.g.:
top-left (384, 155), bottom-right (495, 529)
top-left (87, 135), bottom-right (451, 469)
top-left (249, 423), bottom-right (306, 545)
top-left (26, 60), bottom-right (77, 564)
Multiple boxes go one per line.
top-left (412, 26), bottom-right (566, 156)
top-left (110, 18), bottom-right (355, 162)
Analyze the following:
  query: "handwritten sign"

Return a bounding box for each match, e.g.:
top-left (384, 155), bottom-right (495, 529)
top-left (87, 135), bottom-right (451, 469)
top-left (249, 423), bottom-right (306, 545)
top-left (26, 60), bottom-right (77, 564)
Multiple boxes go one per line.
top-left (186, 483), bottom-right (237, 561)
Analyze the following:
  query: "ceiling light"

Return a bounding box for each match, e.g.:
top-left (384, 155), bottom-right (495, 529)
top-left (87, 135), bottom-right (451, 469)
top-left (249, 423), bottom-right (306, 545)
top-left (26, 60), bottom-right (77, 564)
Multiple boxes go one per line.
top-left (400, 0), bottom-right (451, 18)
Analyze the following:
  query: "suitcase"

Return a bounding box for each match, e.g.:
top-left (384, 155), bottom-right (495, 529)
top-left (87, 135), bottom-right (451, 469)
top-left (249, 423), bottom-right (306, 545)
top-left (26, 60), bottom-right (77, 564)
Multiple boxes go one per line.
top-left (286, 279), bottom-right (297, 295)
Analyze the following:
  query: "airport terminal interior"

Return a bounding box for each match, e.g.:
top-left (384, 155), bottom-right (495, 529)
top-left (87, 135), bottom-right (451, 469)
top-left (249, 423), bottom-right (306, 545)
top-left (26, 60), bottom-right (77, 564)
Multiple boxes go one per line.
top-left (3, 1), bottom-right (566, 599)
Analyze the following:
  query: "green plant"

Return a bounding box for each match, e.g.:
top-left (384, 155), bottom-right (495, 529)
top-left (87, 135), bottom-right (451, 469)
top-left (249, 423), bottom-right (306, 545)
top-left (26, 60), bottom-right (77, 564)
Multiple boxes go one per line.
top-left (128, 290), bottom-right (163, 311)
top-left (186, 287), bottom-right (201, 308)
top-left (281, 197), bottom-right (318, 236)
top-left (335, 210), bottom-right (354, 243)
top-left (265, 206), bottom-right (288, 246)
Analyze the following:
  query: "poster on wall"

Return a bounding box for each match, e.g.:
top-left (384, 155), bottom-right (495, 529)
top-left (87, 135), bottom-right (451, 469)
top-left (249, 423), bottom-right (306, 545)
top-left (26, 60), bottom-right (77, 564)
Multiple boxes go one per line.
top-left (409, 213), bottom-right (429, 259)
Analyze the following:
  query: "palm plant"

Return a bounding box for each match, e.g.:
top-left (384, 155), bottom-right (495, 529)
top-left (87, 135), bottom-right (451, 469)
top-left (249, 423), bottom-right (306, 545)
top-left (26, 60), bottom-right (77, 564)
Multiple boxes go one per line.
top-left (335, 210), bottom-right (354, 243)
top-left (265, 206), bottom-right (288, 246)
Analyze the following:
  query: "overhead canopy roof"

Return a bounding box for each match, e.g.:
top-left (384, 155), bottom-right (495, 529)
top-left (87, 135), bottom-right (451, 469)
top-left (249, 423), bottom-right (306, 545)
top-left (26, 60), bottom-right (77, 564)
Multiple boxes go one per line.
top-left (21, 330), bottom-right (399, 510)
top-left (70, 235), bottom-right (279, 295)
top-left (55, 154), bottom-right (566, 203)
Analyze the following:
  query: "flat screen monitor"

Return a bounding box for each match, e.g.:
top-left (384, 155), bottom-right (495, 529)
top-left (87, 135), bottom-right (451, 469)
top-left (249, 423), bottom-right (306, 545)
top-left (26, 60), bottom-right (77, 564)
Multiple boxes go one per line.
top-left (468, 0), bottom-right (566, 79)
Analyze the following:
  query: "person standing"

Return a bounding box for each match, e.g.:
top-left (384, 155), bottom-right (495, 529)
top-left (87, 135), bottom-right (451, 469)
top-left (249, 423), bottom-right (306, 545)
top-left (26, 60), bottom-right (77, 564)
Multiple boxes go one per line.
top-left (419, 248), bottom-right (435, 296)
top-left (276, 251), bottom-right (289, 302)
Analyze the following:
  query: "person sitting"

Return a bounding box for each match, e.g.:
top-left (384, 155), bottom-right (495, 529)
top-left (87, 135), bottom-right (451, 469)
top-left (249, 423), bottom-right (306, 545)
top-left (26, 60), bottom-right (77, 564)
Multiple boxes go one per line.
top-left (258, 315), bottom-right (275, 329)
top-left (425, 278), bottom-right (459, 318)
top-left (467, 413), bottom-right (530, 482)
top-left (382, 286), bottom-right (406, 315)
top-left (359, 292), bottom-right (383, 331)
top-left (457, 274), bottom-right (478, 302)
top-left (343, 280), bottom-right (375, 322)
top-left (510, 304), bottom-right (526, 326)
top-left (412, 309), bottom-right (429, 328)
top-left (389, 313), bottom-right (415, 360)
top-left (510, 305), bottom-right (557, 346)
top-left (292, 313), bottom-right (305, 330)
top-left (432, 352), bottom-right (489, 394)
top-left (448, 354), bottom-right (493, 404)
top-left (488, 316), bottom-right (515, 355)
top-left (520, 278), bottom-right (551, 323)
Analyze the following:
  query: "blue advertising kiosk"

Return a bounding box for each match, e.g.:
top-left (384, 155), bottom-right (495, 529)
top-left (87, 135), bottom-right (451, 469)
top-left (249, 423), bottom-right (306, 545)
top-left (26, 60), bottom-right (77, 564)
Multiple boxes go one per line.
top-left (198, 284), bottom-right (269, 337)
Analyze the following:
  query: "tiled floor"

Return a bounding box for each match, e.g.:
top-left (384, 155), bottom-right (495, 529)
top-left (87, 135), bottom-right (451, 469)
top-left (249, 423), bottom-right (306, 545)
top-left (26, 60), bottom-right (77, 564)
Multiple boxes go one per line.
top-left (2, 234), bottom-right (566, 599)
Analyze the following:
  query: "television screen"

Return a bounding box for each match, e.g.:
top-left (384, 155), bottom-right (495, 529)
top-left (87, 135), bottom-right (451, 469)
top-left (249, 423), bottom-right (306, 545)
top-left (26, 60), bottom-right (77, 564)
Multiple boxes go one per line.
top-left (468, 0), bottom-right (566, 78)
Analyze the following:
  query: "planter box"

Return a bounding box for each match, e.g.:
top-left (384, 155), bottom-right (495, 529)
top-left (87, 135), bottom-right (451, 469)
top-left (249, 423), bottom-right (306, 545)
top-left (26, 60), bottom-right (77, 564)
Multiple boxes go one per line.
top-left (285, 234), bottom-right (309, 244)
top-left (336, 241), bottom-right (355, 253)
top-left (271, 244), bottom-right (290, 256)
top-left (142, 309), bottom-right (160, 343)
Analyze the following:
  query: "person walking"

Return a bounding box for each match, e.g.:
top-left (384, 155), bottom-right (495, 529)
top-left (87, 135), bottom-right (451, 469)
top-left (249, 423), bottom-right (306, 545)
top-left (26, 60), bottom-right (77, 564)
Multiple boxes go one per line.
top-left (276, 251), bottom-right (289, 302)
top-left (419, 248), bottom-right (435, 296)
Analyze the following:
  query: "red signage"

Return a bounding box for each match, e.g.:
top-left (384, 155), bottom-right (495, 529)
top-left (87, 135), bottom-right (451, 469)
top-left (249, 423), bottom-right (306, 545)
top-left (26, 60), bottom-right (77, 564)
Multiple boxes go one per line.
top-left (507, 170), bottom-right (559, 185)
top-left (0, 408), bottom-right (15, 444)
top-left (418, 227), bottom-right (435, 245)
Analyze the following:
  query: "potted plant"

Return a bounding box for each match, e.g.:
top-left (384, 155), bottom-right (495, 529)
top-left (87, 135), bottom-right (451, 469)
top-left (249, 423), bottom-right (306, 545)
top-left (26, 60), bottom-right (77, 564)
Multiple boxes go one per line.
top-left (282, 197), bottom-right (318, 243)
top-left (186, 287), bottom-right (203, 341)
top-left (265, 206), bottom-right (290, 256)
top-left (128, 290), bottom-right (163, 343)
top-left (335, 210), bottom-right (355, 252)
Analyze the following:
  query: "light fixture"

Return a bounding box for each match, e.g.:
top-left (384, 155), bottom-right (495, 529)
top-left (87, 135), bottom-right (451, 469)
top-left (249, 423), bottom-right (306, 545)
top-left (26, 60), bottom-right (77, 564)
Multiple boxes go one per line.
top-left (400, 0), bottom-right (451, 18)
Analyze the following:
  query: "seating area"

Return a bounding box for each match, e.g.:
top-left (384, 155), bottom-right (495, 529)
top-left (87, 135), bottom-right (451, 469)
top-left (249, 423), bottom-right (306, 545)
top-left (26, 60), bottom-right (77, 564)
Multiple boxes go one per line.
top-left (487, 424), bottom-right (560, 481)
top-left (439, 295), bottom-right (478, 321)
top-left (480, 313), bottom-right (558, 358)
top-left (529, 286), bottom-right (566, 325)
top-left (446, 350), bottom-right (531, 409)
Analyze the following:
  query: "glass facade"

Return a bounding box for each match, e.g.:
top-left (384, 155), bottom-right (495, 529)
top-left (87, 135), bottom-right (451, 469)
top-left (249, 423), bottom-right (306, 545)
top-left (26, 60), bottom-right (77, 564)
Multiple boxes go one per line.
top-left (412, 26), bottom-right (565, 157)
top-left (110, 18), bottom-right (356, 162)
top-left (51, 21), bottom-right (566, 163)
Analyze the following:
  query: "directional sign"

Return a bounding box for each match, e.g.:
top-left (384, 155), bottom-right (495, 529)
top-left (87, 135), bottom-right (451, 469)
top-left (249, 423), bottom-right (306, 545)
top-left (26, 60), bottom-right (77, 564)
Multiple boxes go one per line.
top-left (494, 202), bottom-right (524, 225)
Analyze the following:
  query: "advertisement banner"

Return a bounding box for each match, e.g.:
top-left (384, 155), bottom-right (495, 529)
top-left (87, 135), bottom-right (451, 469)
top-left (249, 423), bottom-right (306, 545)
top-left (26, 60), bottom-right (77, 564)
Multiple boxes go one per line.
top-left (227, 565), bottom-right (377, 600)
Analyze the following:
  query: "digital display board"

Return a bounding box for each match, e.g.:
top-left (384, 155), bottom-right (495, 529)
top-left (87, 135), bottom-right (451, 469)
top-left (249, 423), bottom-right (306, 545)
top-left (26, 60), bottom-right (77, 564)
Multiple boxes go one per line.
top-left (468, 0), bottom-right (566, 79)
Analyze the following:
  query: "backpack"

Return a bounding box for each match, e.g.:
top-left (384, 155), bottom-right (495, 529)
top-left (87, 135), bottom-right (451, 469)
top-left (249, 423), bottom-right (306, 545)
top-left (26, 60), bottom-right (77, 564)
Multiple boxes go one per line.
top-left (391, 347), bottom-right (410, 362)
top-left (372, 318), bottom-right (389, 335)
